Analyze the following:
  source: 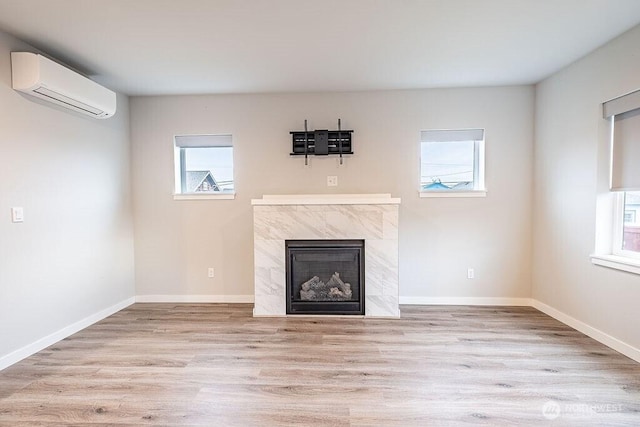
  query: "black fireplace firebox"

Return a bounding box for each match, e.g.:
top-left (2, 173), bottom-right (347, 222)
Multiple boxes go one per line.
top-left (286, 239), bottom-right (364, 315)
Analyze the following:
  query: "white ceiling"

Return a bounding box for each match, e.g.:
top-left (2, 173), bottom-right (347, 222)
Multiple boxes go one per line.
top-left (1, 0), bottom-right (640, 96)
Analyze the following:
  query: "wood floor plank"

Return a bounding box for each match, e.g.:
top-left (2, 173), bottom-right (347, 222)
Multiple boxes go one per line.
top-left (1, 303), bottom-right (639, 426)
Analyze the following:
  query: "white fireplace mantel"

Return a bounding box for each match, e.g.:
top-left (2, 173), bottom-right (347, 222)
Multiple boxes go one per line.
top-left (251, 193), bottom-right (401, 206)
top-left (252, 194), bottom-right (401, 318)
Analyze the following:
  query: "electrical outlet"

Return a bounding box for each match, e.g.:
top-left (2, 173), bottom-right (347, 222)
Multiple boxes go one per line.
top-left (327, 175), bottom-right (338, 187)
top-left (11, 207), bottom-right (24, 223)
top-left (467, 268), bottom-right (474, 279)
top-left (208, 268), bottom-right (215, 278)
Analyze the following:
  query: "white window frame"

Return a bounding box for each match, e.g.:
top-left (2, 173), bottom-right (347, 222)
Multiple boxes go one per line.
top-left (419, 129), bottom-right (486, 198)
top-left (612, 192), bottom-right (640, 260)
top-left (591, 92), bottom-right (640, 274)
top-left (591, 138), bottom-right (640, 274)
top-left (173, 135), bottom-right (235, 200)
top-left (591, 192), bottom-right (640, 275)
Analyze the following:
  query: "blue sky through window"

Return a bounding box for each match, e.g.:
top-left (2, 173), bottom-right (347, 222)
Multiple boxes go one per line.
top-left (184, 147), bottom-right (234, 190)
top-left (421, 140), bottom-right (474, 188)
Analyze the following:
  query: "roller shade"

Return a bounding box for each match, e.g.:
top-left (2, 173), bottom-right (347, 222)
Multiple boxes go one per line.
top-left (420, 129), bottom-right (484, 142)
top-left (604, 89), bottom-right (640, 191)
top-left (603, 89), bottom-right (640, 118)
top-left (175, 134), bottom-right (232, 147)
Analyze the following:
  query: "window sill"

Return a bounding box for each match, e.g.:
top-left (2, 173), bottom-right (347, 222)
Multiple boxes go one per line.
top-left (419, 190), bottom-right (487, 198)
top-left (173, 192), bottom-right (236, 200)
top-left (590, 254), bottom-right (640, 275)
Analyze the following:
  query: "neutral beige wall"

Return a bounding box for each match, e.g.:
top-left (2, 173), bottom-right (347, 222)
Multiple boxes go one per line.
top-left (0, 31), bottom-right (135, 361)
top-left (131, 86), bottom-right (534, 300)
top-left (533, 25), bottom-right (640, 349)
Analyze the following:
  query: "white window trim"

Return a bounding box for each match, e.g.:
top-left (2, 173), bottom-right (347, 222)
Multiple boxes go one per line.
top-left (419, 190), bottom-right (487, 198)
top-left (591, 254), bottom-right (640, 275)
top-left (419, 136), bottom-right (486, 198)
top-left (591, 192), bottom-right (640, 275)
top-left (173, 192), bottom-right (235, 201)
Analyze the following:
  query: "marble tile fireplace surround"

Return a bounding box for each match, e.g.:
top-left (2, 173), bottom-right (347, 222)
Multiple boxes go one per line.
top-left (252, 194), bottom-right (401, 318)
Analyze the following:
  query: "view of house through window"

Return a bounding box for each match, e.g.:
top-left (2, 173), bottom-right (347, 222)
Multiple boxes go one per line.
top-left (182, 147), bottom-right (234, 192)
top-left (622, 191), bottom-right (640, 253)
top-left (420, 129), bottom-right (485, 192)
top-left (174, 135), bottom-right (234, 194)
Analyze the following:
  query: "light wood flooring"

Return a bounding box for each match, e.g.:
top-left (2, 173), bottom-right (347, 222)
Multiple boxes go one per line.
top-left (1, 304), bottom-right (639, 426)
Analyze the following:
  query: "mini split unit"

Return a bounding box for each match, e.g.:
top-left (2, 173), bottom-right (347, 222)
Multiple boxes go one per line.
top-left (11, 52), bottom-right (116, 119)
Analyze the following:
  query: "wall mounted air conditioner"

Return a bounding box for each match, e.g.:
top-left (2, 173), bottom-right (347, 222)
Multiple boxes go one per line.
top-left (11, 52), bottom-right (116, 119)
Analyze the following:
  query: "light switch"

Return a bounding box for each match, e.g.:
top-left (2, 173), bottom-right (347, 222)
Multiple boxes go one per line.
top-left (327, 176), bottom-right (338, 187)
top-left (11, 207), bottom-right (24, 223)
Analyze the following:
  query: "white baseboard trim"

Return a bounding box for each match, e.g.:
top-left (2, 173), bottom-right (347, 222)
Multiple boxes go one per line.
top-left (531, 299), bottom-right (640, 364)
top-left (399, 296), bottom-right (533, 306)
top-left (135, 294), bottom-right (255, 303)
top-left (0, 296), bottom-right (135, 371)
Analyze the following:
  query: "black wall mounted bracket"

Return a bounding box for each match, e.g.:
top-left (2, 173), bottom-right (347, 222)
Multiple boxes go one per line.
top-left (290, 119), bottom-right (353, 165)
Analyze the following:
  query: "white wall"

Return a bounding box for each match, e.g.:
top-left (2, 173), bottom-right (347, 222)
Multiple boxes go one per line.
top-left (131, 87), bottom-right (534, 302)
top-left (533, 25), bottom-right (640, 351)
top-left (0, 31), bottom-right (135, 368)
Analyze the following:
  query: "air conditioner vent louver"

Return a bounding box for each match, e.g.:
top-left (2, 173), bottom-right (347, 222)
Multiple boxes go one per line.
top-left (33, 86), bottom-right (104, 116)
top-left (11, 52), bottom-right (116, 119)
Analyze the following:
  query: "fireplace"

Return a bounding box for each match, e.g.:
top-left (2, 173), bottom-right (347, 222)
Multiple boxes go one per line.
top-left (252, 194), bottom-right (400, 318)
top-left (286, 239), bottom-right (364, 315)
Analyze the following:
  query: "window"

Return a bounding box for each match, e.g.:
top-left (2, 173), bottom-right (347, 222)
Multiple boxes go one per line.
top-left (174, 134), bottom-right (234, 199)
top-left (420, 129), bottom-right (485, 197)
top-left (615, 191), bottom-right (640, 256)
top-left (592, 89), bottom-right (640, 274)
